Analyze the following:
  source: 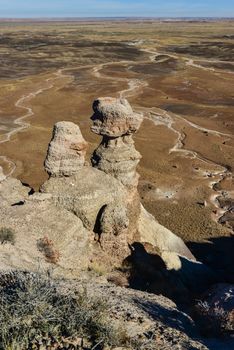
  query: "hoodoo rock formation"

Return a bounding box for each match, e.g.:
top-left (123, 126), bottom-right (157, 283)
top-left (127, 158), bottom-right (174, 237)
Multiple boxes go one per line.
top-left (44, 121), bottom-right (88, 177)
top-left (0, 97), bottom-right (214, 297)
top-left (91, 97), bottom-right (143, 190)
top-left (90, 97), bottom-right (145, 249)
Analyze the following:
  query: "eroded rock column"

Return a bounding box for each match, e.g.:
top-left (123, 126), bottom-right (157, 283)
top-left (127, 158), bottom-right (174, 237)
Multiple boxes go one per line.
top-left (45, 121), bottom-right (88, 177)
top-left (91, 97), bottom-right (143, 243)
top-left (91, 97), bottom-right (143, 191)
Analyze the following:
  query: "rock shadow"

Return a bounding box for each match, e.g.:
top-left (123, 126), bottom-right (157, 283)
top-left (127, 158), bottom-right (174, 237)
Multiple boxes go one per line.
top-left (188, 236), bottom-right (234, 283)
top-left (132, 296), bottom-right (196, 337)
top-left (125, 242), bottom-right (216, 306)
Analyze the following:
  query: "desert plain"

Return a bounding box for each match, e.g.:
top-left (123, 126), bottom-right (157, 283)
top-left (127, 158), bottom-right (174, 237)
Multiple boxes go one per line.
top-left (0, 19), bottom-right (233, 267)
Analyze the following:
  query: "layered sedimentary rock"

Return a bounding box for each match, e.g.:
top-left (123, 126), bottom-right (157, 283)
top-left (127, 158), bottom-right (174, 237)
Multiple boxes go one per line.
top-left (44, 121), bottom-right (88, 177)
top-left (41, 120), bottom-right (131, 264)
top-left (91, 97), bottom-right (143, 190)
top-left (1, 98), bottom-right (213, 295)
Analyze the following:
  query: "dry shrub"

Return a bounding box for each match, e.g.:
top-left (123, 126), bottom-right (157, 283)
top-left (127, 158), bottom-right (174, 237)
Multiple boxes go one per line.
top-left (107, 273), bottom-right (129, 287)
top-left (0, 271), bottom-right (126, 350)
top-left (0, 227), bottom-right (15, 245)
top-left (37, 236), bottom-right (60, 264)
top-left (195, 300), bottom-right (234, 337)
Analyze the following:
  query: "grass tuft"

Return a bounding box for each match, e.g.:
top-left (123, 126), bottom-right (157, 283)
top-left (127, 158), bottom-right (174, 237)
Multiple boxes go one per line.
top-left (0, 271), bottom-right (126, 350)
top-left (0, 227), bottom-right (15, 245)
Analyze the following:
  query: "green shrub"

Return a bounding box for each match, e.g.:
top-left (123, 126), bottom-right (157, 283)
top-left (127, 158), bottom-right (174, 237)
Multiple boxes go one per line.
top-left (0, 271), bottom-right (125, 350)
top-left (0, 227), bottom-right (15, 245)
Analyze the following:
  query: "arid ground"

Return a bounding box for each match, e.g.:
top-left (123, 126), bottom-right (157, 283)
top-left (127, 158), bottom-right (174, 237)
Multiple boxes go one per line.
top-left (0, 19), bottom-right (233, 252)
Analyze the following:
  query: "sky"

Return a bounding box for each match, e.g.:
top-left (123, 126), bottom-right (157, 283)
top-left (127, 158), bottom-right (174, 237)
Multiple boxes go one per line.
top-left (0, 0), bottom-right (233, 18)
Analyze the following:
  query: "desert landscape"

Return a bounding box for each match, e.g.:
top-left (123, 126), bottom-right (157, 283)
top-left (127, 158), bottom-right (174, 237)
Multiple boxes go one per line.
top-left (0, 18), bottom-right (233, 349)
top-left (0, 19), bottom-right (233, 241)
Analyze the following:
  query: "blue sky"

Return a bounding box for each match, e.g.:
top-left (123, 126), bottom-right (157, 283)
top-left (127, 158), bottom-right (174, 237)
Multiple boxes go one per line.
top-left (0, 0), bottom-right (233, 18)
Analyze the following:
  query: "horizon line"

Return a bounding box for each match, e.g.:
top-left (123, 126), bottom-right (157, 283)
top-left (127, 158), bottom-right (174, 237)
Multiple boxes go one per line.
top-left (0, 16), bottom-right (234, 20)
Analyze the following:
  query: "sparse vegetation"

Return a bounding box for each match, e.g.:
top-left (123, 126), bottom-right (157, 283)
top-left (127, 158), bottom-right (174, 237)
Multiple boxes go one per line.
top-left (0, 271), bottom-right (127, 350)
top-left (37, 236), bottom-right (60, 264)
top-left (88, 262), bottom-right (108, 276)
top-left (0, 227), bottom-right (15, 245)
top-left (195, 300), bottom-right (234, 336)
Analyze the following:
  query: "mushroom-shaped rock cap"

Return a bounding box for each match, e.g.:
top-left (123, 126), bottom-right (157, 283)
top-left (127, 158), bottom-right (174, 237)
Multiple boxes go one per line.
top-left (91, 97), bottom-right (143, 137)
top-left (45, 121), bottom-right (87, 177)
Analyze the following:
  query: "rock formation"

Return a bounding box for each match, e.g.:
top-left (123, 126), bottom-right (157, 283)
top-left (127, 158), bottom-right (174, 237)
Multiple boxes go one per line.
top-left (0, 98), bottom-right (232, 349)
top-left (0, 177), bottom-right (30, 205)
top-left (0, 98), bottom-right (215, 296)
top-left (44, 121), bottom-right (88, 177)
top-left (0, 188), bottom-right (91, 277)
top-left (91, 97), bottom-right (143, 190)
top-left (41, 117), bottom-right (131, 265)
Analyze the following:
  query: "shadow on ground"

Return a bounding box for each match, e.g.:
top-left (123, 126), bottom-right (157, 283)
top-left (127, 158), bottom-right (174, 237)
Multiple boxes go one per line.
top-left (188, 236), bottom-right (234, 283)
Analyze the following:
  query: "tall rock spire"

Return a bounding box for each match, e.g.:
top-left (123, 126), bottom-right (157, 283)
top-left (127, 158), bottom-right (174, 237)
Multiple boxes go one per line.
top-left (91, 97), bottom-right (143, 191)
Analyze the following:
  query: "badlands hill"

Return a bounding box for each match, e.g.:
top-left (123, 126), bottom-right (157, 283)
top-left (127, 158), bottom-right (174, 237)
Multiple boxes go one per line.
top-left (0, 97), bottom-right (233, 349)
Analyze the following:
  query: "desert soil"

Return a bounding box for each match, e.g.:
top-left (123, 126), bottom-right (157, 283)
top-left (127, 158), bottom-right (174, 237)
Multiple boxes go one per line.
top-left (0, 19), bottom-right (233, 246)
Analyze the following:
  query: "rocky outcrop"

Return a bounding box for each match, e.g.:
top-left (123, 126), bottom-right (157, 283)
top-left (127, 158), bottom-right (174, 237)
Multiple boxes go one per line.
top-left (138, 205), bottom-right (195, 264)
top-left (0, 177), bottom-right (30, 205)
top-left (79, 278), bottom-right (208, 350)
top-left (0, 97), bottom-right (233, 349)
top-left (91, 97), bottom-right (143, 190)
top-left (44, 121), bottom-right (88, 177)
top-left (0, 97), bottom-right (215, 296)
top-left (0, 185), bottom-right (91, 277)
top-left (41, 167), bottom-right (126, 232)
top-left (40, 166), bottom-right (131, 265)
